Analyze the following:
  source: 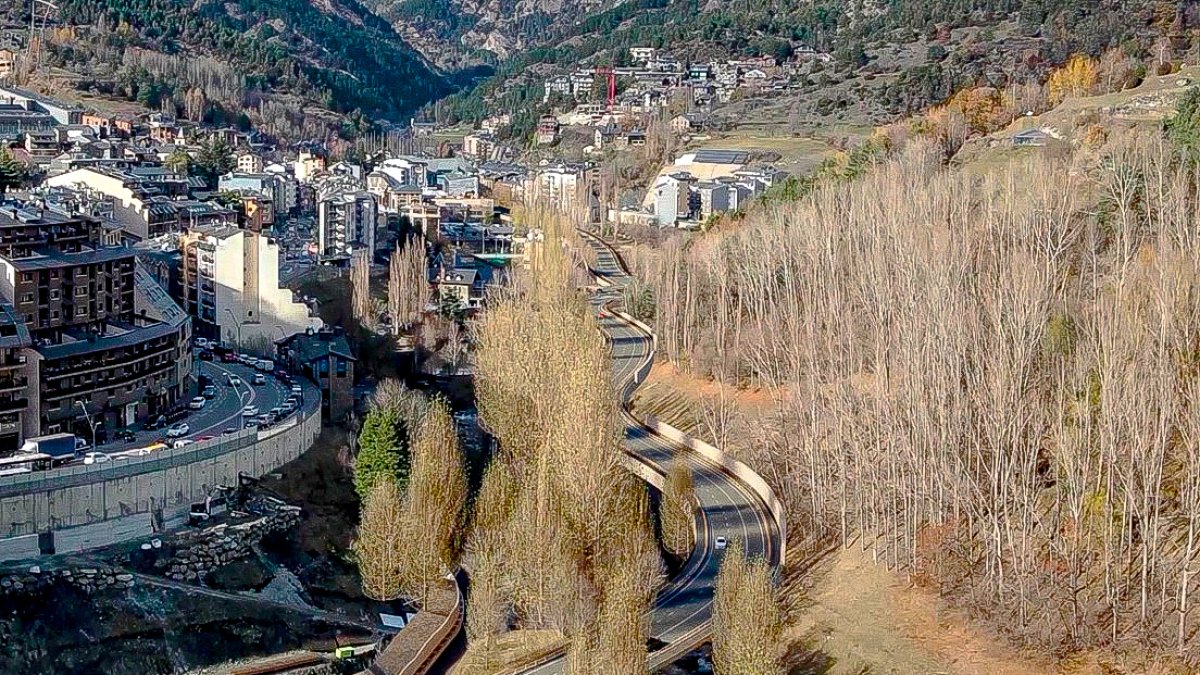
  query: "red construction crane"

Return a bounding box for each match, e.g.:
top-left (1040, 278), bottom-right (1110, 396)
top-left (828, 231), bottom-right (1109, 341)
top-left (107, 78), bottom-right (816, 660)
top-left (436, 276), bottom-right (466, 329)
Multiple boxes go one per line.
top-left (595, 66), bottom-right (616, 110)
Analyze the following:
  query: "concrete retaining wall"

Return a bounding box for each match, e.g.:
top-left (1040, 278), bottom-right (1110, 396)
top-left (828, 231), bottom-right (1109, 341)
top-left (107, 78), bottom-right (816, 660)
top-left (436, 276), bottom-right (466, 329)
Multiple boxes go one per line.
top-left (641, 414), bottom-right (787, 567)
top-left (0, 398), bottom-right (321, 545)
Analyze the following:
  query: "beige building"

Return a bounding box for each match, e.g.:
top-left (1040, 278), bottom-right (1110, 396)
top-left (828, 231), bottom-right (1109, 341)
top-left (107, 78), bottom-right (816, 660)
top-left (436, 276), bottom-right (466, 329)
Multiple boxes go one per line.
top-left (183, 226), bottom-right (320, 348)
top-left (236, 152), bottom-right (263, 174)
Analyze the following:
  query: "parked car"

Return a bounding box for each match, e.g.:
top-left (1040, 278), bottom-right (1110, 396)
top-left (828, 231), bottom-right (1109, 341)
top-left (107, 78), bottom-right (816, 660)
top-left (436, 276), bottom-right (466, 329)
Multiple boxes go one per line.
top-left (241, 405), bottom-right (259, 417)
top-left (115, 429), bottom-right (137, 442)
top-left (252, 373), bottom-right (265, 386)
top-left (194, 337), bottom-right (209, 349)
top-left (82, 452), bottom-right (110, 465)
top-left (196, 435), bottom-right (216, 443)
top-left (256, 414), bottom-right (271, 427)
top-left (222, 427), bottom-right (239, 436)
top-left (166, 423), bottom-right (190, 438)
top-left (221, 352), bottom-right (239, 363)
top-left (187, 396), bottom-right (206, 410)
top-left (198, 350), bottom-right (213, 361)
top-left (144, 415), bottom-right (167, 431)
top-left (269, 407), bottom-right (283, 421)
top-left (202, 385), bottom-right (217, 399)
top-left (172, 439), bottom-right (195, 449)
top-left (243, 418), bottom-right (260, 429)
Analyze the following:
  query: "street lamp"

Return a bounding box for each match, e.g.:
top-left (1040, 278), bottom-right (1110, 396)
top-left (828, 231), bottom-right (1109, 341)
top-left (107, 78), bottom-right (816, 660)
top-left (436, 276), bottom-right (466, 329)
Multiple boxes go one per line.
top-left (223, 308), bottom-right (241, 347)
top-left (74, 399), bottom-right (96, 451)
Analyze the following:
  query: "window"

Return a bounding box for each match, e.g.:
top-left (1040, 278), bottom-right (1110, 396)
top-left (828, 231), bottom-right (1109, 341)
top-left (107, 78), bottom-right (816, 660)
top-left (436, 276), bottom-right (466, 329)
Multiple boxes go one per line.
top-left (50, 311), bottom-right (58, 320)
top-left (19, 293), bottom-right (31, 303)
top-left (75, 287), bottom-right (87, 296)
top-left (49, 289), bottom-right (59, 300)
top-left (76, 306), bottom-right (86, 316)
top-left (23, 314), bottom-right (32, 324)
top-left (336, 358), bottom-right (347, 377)
top-left (20, 273), bottom-right (31, 282)
top-left (318, 359), bottom-right (329, 375)
top-left (50, 269), bottom-right (59, 279)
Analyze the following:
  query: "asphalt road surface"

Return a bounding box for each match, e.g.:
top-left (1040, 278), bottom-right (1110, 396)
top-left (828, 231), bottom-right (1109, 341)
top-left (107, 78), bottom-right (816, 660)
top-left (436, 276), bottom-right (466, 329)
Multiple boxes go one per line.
top-left (519, 235), bottom-right (779, 674)
top-left (92, 358), bottom-right (294, 456)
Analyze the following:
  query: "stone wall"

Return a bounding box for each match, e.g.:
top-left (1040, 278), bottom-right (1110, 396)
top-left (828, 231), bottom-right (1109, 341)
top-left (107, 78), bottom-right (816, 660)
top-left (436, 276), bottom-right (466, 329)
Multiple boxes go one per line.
top-left (0, 564), bottom-right (135, 596)
top-left (0, 395), bottom-right (320, 552)
top-left (152, 505), bottom-right (301, 583)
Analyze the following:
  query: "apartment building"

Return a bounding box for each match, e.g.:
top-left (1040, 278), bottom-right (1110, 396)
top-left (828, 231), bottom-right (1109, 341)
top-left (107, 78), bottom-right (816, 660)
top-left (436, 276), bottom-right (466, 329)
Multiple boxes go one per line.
top-left (317, 191), bottom-right (377, 259)
top-left (0, 204), bottom-right (191, 444)
top-left (219, 172), bottom-right (296, 218)
top-left (181, 226), bottom-right (320, 348)
top-left (526, 165), bottom-right (585, 214)
top-left (236, 152), bottom-right (263, 174)
top-left (0, 85), bottom-right (83, 125)
top-left (45, 167), bottom-right (193, 240)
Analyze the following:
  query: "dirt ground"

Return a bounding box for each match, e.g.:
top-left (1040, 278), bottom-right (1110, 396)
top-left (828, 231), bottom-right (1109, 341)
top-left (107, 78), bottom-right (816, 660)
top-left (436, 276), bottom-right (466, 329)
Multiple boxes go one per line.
top-left (785, 544), bottom-right (1055, 675)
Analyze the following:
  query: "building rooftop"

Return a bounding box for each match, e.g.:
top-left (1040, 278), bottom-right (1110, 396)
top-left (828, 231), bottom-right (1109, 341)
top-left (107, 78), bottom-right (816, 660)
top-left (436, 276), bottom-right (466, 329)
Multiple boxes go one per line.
top-left (0, 302), bottom-right (30, 349)
top-left (38, 318), bottom-right (181, 360)
top-left (691, 149), bottom-right (750, 164)
top-left (277, 330), bottom-right (356, 363)
top-left (9, 245), bottom-right (134, 270)
top-left (134, 265), bottom-right (187, 326)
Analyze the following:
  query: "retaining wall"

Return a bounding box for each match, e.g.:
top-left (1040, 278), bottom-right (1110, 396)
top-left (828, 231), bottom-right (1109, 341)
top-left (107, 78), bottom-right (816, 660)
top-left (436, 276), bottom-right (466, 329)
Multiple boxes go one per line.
top-left (0, 398), bottom-right (321, 548)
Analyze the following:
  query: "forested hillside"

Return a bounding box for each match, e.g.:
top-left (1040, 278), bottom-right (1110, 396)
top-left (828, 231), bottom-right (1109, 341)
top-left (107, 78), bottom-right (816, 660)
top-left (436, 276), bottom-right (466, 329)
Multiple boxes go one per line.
top-left (435, 0), bottom-right (1190, 126)
top-left (44, 0), bottom-right (451, 131)
top-left (612, 79), bottom-right (1200, 666)
top-left (365, 0), bottom-right (620, 70)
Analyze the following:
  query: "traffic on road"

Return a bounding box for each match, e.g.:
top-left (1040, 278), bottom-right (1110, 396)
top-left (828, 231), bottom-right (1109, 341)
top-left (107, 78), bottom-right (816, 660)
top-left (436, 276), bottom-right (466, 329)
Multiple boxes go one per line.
top-left (1, 344), bottom-right (308, 475)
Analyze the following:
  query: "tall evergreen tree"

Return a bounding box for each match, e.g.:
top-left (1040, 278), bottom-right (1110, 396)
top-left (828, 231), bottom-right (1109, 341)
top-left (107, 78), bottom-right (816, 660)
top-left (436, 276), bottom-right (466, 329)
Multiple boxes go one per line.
top-left (354, 406), bottom-right (407, 499)
top-left (0, 148), bottom-right (27, 194)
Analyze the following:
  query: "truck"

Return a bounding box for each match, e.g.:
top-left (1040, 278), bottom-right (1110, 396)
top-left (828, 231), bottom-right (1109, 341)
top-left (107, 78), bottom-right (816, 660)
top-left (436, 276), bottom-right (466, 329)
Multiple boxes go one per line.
top-left (19, 433), bottom-right (84, 465)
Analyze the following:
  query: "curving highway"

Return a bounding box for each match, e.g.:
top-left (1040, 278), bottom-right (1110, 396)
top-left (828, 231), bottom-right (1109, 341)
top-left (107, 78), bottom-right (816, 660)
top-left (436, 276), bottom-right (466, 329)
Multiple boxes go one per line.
top-left (520, 234), bottom-right (781, 674)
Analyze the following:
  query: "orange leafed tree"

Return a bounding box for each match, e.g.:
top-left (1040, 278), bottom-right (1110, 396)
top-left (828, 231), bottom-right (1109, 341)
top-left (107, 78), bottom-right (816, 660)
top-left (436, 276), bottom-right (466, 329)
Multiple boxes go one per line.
top-left (1047, 54), bottom-right (1099, 105)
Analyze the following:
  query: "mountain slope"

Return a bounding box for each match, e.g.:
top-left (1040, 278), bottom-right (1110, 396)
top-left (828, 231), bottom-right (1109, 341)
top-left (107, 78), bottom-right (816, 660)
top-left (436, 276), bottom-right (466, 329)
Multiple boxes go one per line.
top-left (434, 0), bottom-right (1185, 128)
top-left (366, 0), bottom-right (621, 69)
top-left (52, 0), bottom-right (452, 123)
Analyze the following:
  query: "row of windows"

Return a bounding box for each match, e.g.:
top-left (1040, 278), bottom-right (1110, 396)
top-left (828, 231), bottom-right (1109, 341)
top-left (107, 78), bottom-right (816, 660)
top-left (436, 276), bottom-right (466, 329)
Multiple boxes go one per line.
top-left (18, 286), bottom-right (91, 303)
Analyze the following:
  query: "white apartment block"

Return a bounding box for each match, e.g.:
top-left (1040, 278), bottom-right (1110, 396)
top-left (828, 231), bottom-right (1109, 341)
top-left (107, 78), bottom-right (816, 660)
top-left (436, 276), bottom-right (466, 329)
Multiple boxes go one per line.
top-left (45, 168), bottom-right (178, 240)
top-left (188, 227), bottom-right (320, 347)
top-left (526, 166), bottom-right (584, 214)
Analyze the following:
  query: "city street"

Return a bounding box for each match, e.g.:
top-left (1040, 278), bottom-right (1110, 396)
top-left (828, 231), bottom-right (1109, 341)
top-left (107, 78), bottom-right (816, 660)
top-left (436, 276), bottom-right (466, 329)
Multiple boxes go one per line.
top-left (94, 359), bottom-right (294, 454)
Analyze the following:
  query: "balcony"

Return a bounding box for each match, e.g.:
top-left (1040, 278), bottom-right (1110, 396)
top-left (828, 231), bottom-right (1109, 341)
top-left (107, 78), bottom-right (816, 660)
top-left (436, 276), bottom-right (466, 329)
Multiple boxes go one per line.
top-left (0, 397), bottom-right (28, 413)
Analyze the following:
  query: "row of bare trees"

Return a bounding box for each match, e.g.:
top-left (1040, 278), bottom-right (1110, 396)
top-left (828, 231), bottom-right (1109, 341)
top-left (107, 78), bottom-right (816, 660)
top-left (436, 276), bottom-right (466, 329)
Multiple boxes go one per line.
top-left (467, 208), bottom-right (661, 671)
top-left (388, 236), bottom-right (431, 333)
top-left (624, 134), bottom-right (1200, 656)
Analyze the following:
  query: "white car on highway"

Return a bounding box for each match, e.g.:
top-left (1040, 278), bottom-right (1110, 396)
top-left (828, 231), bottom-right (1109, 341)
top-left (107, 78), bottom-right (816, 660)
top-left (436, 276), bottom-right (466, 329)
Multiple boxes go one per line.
top-left (166, 423), bottom-right (190, 438)
top-left (82, 452), bottom-right (110, 465)
top-left (714, 536), bottom-right (728, 550)
top-left (188, 396), bottom-right (206, 410)
top-left (242, 405), bottom-right (259, 417)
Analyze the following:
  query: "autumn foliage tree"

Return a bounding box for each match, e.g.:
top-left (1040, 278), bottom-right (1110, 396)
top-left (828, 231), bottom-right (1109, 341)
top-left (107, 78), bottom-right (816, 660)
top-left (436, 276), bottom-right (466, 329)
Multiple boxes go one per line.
top-left (713, 540), bottom-right (783, 675)
top-left (394, 396), bottom-right (468, 604)
top-left (467, 205), bottom-right (660, 668)
top-left (1046, 54), bottom-right (1098, 104)
top-left (351, 248), bottom-right (372, 326)
top-left (353, 478), bottom-right (405, 601)
top-left (660, 460), bottom-right (696, 559)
